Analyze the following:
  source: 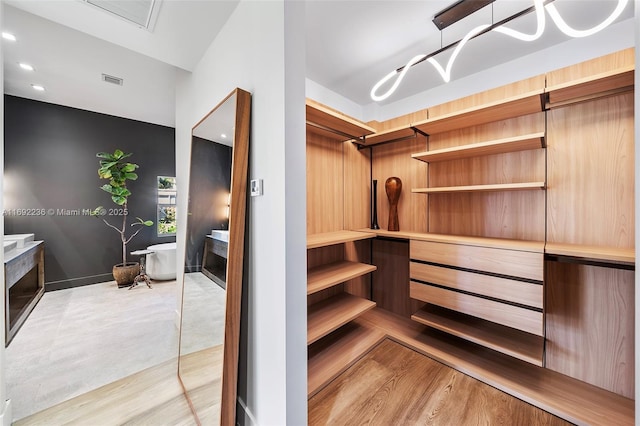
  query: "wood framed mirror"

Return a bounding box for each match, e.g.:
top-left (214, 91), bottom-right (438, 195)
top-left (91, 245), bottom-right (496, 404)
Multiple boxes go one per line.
top-left (178, 88), bottom-right (251, 425)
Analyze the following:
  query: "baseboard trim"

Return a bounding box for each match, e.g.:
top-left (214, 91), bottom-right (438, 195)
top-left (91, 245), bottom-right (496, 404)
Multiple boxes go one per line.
top-left (236, 397), bottom-right (256, 426)
top-left (45, 273), bottom-right (114, 291)
top-left (0, 399), bottom-right (12, 426)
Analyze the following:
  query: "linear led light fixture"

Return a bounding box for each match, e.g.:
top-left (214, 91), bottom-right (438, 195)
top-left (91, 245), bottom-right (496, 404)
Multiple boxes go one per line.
top-left (371, 0), bottom-right (630, 102)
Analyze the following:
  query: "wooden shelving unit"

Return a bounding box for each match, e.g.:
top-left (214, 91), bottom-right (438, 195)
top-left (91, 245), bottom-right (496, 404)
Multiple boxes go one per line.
top-left (307, 320), bottom-right (385, 397)
top-left (359, 308), bottom-right (634, 426)
top-left (306, 99), bottom-right (375, 142)
top-left (307, 260), bottom-right (377, 295)
top-left (412, 132), bottom-right (545, 163)
top-left (545, 242), bottom-right (635, 266)
top-left (361, 126), bottom-right (416, 147)
top-left (412, 182), bottom-right (546, 194)
top-left (307, 293), bottom-right (377, 345)
top-left (546, 66), bottom-right (634, 109)
top-left (411, 305), bottom-right (543, 366)
top-left (412, 90), bottom-right (544, 135)
top-left (307, 230), bottom-right (376, 249)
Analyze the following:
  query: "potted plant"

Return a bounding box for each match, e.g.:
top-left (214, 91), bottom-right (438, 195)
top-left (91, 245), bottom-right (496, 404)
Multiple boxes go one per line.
top-left (92, 149), bottom-right (153, 287)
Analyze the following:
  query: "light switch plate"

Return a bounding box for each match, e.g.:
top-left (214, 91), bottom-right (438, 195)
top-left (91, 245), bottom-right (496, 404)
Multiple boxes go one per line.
top-left (250, 179), bottom-right (263, 196)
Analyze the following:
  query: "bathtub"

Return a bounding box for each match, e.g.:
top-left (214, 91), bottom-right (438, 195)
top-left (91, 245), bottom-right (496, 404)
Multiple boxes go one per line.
top-left (146, 242), bottom-right (177, 280)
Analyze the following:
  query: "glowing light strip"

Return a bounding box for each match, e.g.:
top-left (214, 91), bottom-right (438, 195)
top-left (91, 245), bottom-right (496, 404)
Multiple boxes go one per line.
top-left (370, 0), bottom-right (629, 102)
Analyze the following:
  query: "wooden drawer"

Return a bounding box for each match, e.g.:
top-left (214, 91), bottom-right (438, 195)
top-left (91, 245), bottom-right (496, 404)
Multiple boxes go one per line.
top-left (410, 262), bottom-right (543, 309)
top-left (410, 240), bottom-right (543, 281)
top-left (410, 281), bottom-right (543, 336)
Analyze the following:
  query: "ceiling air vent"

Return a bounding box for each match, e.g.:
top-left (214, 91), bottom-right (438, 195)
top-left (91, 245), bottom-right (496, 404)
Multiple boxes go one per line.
top-left (102, 73), bottom-right (124, 86)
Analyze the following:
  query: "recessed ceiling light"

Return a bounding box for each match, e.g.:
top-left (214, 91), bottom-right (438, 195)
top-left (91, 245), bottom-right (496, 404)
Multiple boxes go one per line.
top-left (2, 32), bottom-right (16, 41)
top-left (31, 84), bottom-right (45, 92)
top-left (220, 134), bottom-right (227, 139)
top-left (19, 63), bottom-right (34, 71)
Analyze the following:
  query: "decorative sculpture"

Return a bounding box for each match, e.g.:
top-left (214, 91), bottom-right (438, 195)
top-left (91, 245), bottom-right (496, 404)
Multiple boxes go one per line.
top-left (385, 177), bottom-right (402, 231)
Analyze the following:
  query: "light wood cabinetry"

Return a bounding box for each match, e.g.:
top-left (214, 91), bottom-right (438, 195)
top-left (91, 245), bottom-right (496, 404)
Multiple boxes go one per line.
top-left (305, 48), bottom-right (635, 424)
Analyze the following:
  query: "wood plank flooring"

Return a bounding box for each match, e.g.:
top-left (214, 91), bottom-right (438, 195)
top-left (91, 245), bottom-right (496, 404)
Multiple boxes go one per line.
top-left (309, 339), bottom-right (571, 426)
top-left (14, 357), bottom-right (197, 426)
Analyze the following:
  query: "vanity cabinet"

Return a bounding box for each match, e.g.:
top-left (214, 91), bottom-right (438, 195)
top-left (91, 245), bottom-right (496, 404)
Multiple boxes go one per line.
top-left (305, 48), bottom-right (635, 425)
top-left (202, 236), bottom-right (227, 289)
top-left (5, 241), bottom-right (44, 345)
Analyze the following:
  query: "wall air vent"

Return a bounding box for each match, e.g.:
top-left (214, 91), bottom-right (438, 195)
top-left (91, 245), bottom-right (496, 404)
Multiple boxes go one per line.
top-left (102, 73), bottom-right (124, 86)
top-left (83, 0), bottom-right (162, 31)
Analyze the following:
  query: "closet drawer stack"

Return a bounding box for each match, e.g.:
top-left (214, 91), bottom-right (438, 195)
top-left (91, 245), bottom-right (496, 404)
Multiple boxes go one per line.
top-left (409, 239), bottom-right (545, 365)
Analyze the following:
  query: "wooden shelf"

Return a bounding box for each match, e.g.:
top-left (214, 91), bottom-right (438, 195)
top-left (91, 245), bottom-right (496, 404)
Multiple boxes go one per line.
top-left (308, 293), bottom-right (376, 345)
top-left (412, 182), bottom-right (546, 194)
top-left (545, 242), bottom-right (635, 266)
top-left (412, 132), bottom-right (545, 163)
top-left (357, 228), bottom-right (545, 253)
top-left (307, 260), bottom-right (377, 295)
top-left (306, 99), bottom-right (375, 141)
top-left (307, 320), bottom-right (385, 397)
top-left (546, 66), bottom-right (634, 109)
top-left (361, 126), bottom-right (416, 146)
top-left (412, 90), bottom-right (544, 135)
top-left (307, 230), bottom-right (376, 249)
top-left (411, 305), bottom-right (543, 366)
top-left (358, 308), bottom-right (634, 426)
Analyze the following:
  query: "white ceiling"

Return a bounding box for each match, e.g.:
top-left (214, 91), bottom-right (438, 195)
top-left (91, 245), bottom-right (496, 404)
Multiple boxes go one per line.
top-left (1, 0), bottom-right (636, 128)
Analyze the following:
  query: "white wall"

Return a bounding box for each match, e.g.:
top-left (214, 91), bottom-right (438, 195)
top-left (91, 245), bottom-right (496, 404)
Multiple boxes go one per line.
top-left (175, 1), bottom-right (306, 425)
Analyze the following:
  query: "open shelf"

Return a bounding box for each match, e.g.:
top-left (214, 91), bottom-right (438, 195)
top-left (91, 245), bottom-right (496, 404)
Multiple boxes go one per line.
top-left (411, 305), bottom-right (543, 366)
top-left (307, 230), bottom-right (376, 249)
top-left (546, 66), bottom-right (634, 109)
top-left (307, 320), bottom-right (385, 397)
top-left (361, 126), bottom-right (416, 147)
top-left (545, 242), bottom-right (635, 267)
top-left (308, 293), bottom-right (376, 345)
top-left (307, 260), bottom-right (377, 295)
top-left (412, 182), bottom-right (546, 194)
top-left (412, 90), bottom-right (544, 135)
top-left (306, 99), bottom-right (375, 142)
top-left (412, 132), bottom-right (545, 163)
top-left (358, 308), bottom-right (634, 426)
top-left (357, 229), bottom-right (545, 253)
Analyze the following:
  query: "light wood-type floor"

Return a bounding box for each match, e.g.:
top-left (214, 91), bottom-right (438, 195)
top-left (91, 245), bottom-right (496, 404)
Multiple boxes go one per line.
top-left (308, 338), bottom-right (572, 426)
top-left (14, 357), bottom-right (197, 426)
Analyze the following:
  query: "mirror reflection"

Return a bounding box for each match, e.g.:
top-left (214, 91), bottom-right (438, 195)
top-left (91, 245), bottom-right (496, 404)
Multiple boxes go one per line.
top-left (179, 89), bottom-right (250, 425)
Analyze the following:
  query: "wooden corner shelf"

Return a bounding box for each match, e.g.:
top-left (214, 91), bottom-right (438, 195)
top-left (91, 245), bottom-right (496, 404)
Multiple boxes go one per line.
top-left (308, 293), bottom-right (376, 345)
top-left (307, 320), bottom-right (385, 397)
top-left (411, 305), bottom-right (543, 366)
top-left (412, 132), bottom-right (545, 163)
top-left (359, 308), bottom-right (634, 426)
top-left (412, 90), bottom-right (544, 135)
top-left (307, 260), bottom-right (377, 295)
top-left (306, 99), bottom-right (375, 141)
top-left (545, 242), bottom-right (635, 266)
top-left (307, 230), bottom-right (376, 249)
top-left (412, 182), bottom-right (546, 194)
top-left (546, 66), bottom-right (634, 109)
top-left (361, 126), bottom-right (416, 147)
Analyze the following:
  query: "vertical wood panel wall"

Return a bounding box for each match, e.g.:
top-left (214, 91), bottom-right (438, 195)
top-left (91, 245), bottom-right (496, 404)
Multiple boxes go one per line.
top-left (547, 93), bottom-right (635, 248)
top-left (372, 136), bottom-right (428, 233)
top-left (427, 113), bottom-right (546, 241)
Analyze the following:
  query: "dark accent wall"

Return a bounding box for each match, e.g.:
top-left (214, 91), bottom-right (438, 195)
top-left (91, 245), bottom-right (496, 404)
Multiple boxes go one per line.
top-left (4, 95), bottom-right (176, 290)
top-left (185, 136), bottom-right (232, 272)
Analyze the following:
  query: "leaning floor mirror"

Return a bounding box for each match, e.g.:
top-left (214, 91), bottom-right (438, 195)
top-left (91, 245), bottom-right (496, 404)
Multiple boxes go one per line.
top-left (179, 88), bottom-right (251, 425)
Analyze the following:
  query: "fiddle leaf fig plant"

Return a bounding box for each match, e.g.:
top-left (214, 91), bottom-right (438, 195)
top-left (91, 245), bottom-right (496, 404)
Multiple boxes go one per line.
top-left (92, 149), bottom-right (153, 266)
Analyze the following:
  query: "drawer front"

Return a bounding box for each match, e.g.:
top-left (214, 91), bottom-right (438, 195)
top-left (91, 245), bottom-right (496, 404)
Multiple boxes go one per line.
top-left (212, 240), bottom-right (229, 258)
top-left (410, 240), bottom-right (543, 281)
top-left (410, 281), bottom-right (543, 336)
top-left (410, 262), bottom-right (543, 309)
